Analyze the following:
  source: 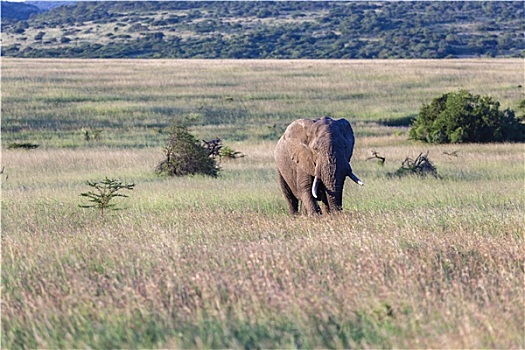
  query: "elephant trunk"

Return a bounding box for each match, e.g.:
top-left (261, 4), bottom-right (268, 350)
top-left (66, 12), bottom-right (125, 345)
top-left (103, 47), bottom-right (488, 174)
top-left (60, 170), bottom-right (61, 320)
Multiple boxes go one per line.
top-left (324, 162), bottom-right (363, 212)
top-left (323, 161), bottom-right (346, 212)
top-left (326, 179), bottom-right (344, 212)
top-left (312, 159), bottom-right (363, 212)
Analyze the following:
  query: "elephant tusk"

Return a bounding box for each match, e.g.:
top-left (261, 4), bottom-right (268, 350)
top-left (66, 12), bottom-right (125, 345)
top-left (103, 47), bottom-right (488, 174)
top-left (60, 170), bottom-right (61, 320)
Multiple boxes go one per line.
top-left (312, 176), bottom-right (319, 198)
top-left (349, 172), bottom-right (364, 186)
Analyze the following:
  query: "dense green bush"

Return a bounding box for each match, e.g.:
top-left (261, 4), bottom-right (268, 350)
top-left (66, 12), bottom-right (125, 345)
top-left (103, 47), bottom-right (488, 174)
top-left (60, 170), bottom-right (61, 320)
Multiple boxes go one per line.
top-left (156, 125), bottom-right (218, 177)
top-left (409, 90), bottom-right (524, 143)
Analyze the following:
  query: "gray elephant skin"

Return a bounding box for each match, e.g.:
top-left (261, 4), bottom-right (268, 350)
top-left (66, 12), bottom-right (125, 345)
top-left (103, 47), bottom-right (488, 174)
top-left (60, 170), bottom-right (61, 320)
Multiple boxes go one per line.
top-left (275, 117), bottom-right (363, 215)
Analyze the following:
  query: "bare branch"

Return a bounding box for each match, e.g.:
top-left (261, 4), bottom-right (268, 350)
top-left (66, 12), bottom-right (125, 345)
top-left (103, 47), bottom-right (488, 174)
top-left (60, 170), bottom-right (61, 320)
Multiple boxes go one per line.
top-left (366, 151), bottom-right (386, 165)
top-left (443, 150), bottom-right (460, 157)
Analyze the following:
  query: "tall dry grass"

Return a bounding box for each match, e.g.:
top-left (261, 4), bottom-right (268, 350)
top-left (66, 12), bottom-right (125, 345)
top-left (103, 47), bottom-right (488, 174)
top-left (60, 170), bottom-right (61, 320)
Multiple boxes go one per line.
top-left (2, 59), bottom-right (523, 348)
top-left (2, 138), bottom-right (523, 348)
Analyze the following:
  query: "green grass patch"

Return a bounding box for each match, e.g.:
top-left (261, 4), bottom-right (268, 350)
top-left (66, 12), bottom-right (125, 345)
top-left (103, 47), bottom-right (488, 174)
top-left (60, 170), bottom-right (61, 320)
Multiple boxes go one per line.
top-left (2, 59), bottom-right (522, 148)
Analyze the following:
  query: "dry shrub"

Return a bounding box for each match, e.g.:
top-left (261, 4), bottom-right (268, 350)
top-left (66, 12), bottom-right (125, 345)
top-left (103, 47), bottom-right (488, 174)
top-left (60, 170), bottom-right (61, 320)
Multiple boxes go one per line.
top-left (391, 151), bottom-right (439, 178)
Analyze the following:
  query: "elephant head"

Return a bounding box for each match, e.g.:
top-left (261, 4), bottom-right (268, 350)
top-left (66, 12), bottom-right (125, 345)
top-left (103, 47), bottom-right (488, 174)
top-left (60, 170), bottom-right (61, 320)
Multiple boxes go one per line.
top-left (275, 117), bottom-right (363, 215)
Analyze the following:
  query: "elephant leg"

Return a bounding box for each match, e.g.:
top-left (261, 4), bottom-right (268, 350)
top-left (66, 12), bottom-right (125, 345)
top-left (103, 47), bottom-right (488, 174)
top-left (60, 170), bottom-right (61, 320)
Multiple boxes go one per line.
top-left (278, 172), bottom-right (299, 215)
top-left (301, 192), bottom-right (321, 216)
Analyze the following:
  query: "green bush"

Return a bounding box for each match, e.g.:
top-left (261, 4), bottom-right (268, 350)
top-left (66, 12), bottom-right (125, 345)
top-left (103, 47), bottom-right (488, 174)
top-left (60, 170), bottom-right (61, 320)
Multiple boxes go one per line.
top-left (219, 145), bottom-right (244, 159)
top-left (156, 125), bottom-right (218, 177)
top-left (409, 90), bottom-right (525, 143)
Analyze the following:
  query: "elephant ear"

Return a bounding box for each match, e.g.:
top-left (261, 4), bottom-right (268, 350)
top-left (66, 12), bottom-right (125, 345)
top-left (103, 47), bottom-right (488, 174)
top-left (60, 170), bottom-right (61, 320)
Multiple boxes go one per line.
top-left (334, 118), bottom-right (355, 157)
top-left (288, 141), bottom-right (316, 176)
top-left (283, 119), bottom-right (316, 176)
top-left (334, 118), bottom-right (355, 140)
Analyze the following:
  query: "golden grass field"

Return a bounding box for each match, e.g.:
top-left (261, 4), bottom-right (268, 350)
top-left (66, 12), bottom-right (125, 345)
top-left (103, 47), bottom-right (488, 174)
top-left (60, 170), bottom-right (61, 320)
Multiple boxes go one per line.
top-left (1, 58), bottom-right (524, 348)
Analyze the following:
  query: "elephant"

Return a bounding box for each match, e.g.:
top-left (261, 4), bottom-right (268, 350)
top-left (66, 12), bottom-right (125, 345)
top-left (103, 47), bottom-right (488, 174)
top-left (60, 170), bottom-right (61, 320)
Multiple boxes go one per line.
top-left (274, 116), bottom-right (363, 215)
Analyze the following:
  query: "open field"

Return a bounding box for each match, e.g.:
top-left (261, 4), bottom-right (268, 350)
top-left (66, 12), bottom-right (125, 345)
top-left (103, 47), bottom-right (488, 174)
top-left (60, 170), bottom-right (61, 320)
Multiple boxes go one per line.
top-left (2, 58), bottom-right (523, 147)
top-left (1, 59), bottom-right (524, 348)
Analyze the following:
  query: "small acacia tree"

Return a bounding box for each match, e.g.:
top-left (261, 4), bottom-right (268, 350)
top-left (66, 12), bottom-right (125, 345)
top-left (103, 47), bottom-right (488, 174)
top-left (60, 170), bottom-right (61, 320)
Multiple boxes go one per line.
top-left (156, 124), bottom-right (218, 177)
top-left (409, 90), bottom-right (524, 143)
top-left (79, 177), bottom-right (135, 217)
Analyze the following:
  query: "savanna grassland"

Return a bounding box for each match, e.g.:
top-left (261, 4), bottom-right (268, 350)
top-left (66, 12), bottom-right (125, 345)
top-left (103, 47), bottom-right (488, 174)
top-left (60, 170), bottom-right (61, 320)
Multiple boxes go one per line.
top-left (1, 58), bottom-right (524, 349)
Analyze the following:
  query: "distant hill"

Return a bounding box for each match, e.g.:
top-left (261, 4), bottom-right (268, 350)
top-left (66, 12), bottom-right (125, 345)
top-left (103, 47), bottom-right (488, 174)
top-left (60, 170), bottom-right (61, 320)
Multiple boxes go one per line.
top-left (1, 1), bottom-right (41, 20)
top-left (26, 1), bottom-right (76, 11)
top-left (1, 1), bottom-right (523, 59)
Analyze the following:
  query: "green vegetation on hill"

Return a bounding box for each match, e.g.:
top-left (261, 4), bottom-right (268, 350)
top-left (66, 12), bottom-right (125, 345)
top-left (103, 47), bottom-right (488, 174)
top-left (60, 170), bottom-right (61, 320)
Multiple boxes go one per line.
top-left (0, 1), bottom-right (40, 20)
top-left (2, 1), bottom-right (523, 59)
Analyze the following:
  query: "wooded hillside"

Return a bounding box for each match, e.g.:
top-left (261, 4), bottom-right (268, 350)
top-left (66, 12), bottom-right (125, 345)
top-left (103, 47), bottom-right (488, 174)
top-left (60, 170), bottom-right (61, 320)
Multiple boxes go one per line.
top-left (2, 1), bottom-right (523, 59)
